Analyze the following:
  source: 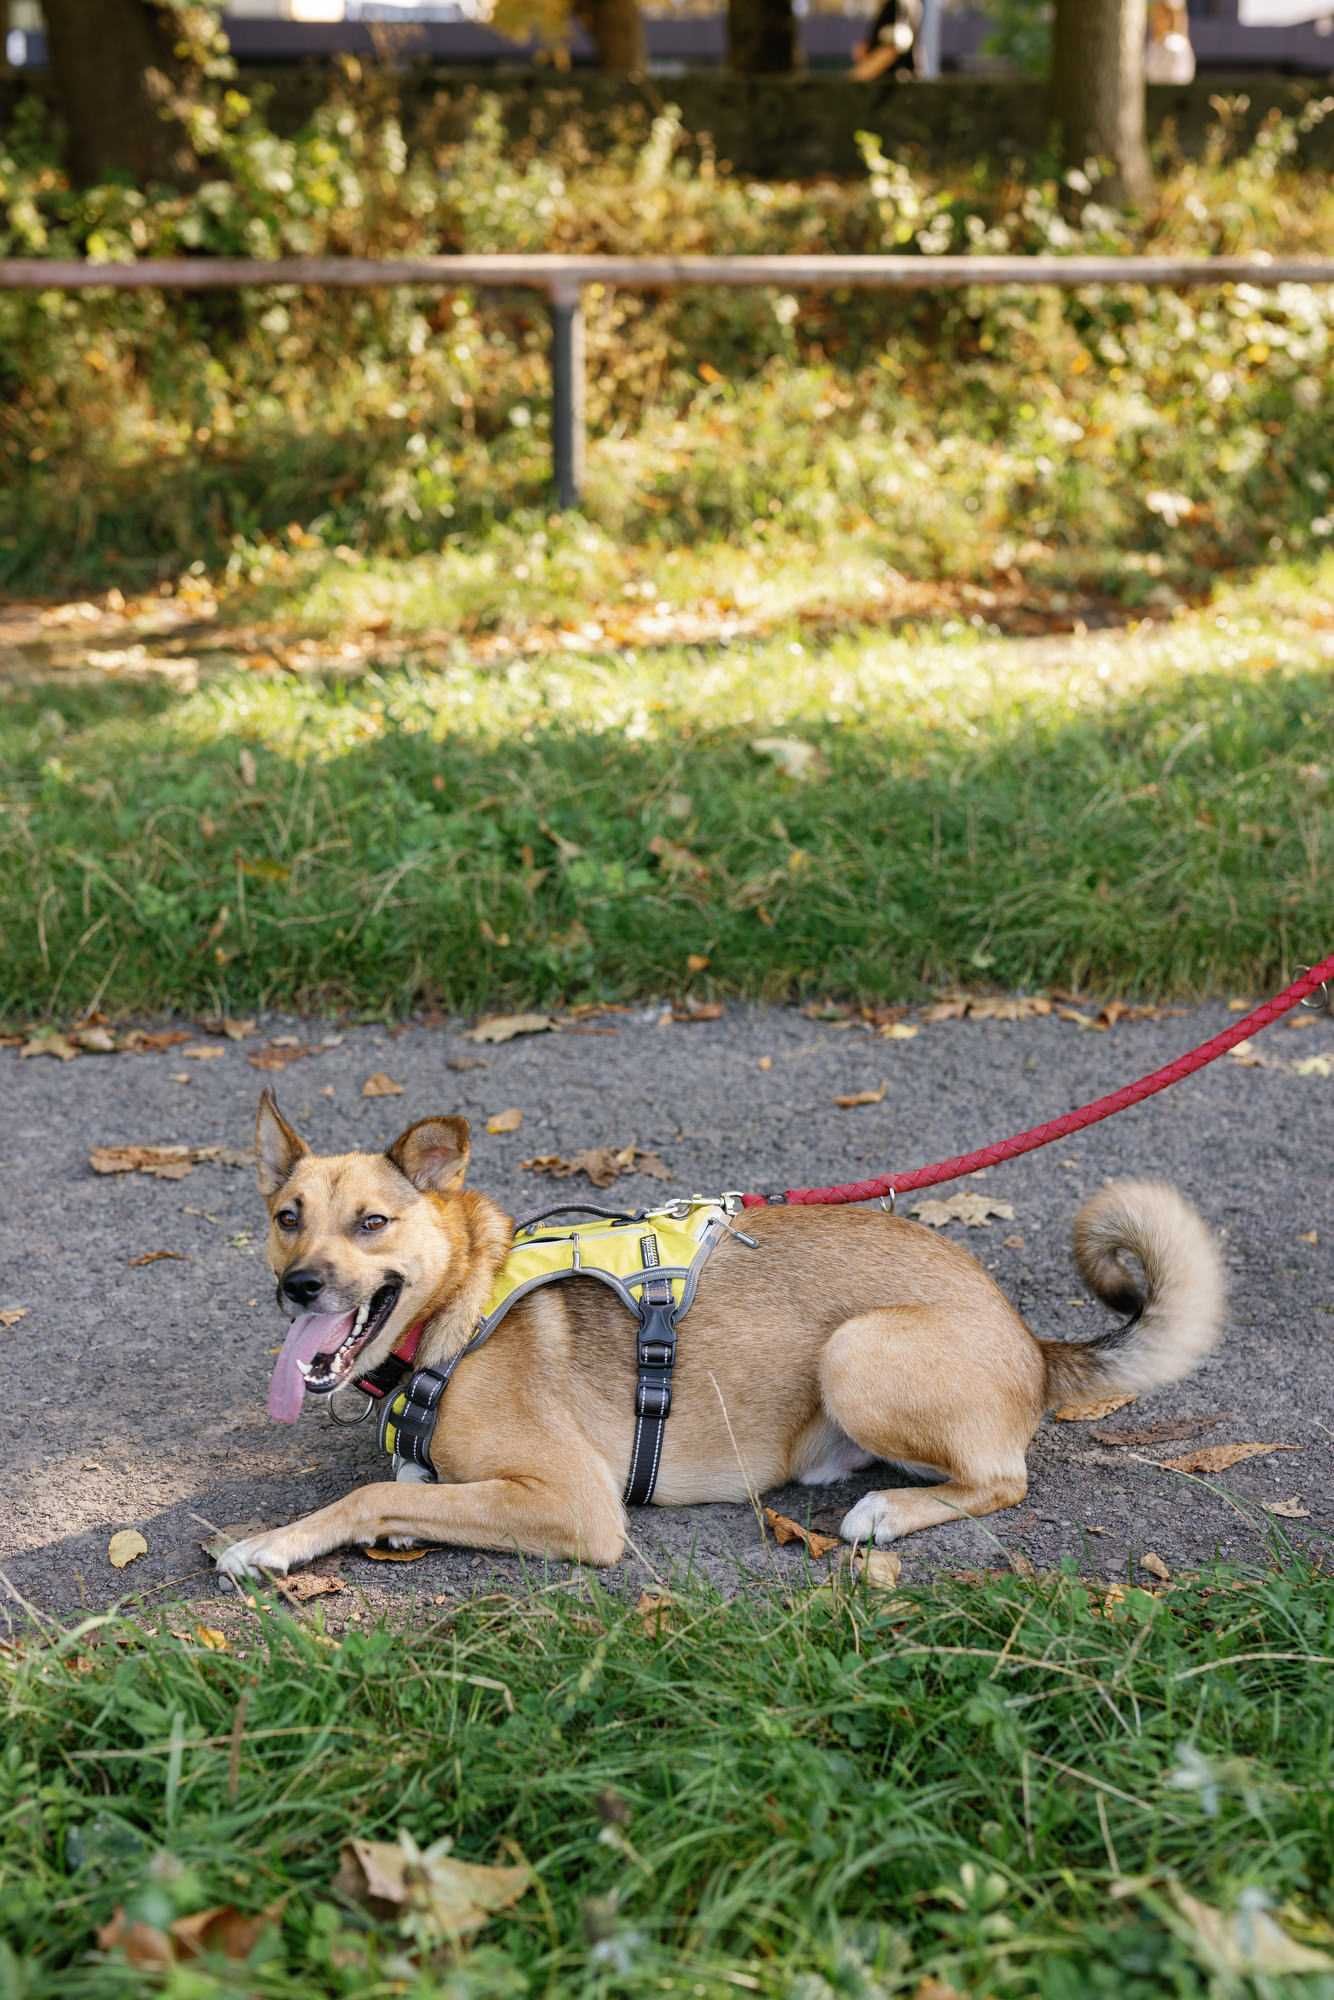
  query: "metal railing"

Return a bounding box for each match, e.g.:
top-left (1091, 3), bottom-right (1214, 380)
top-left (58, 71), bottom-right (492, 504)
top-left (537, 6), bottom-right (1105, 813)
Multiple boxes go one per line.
top-left (3, 252), bottom-right (1332, 507)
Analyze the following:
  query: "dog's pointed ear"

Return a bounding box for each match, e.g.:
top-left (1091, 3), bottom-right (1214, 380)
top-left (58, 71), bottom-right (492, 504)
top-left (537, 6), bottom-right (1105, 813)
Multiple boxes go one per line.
top-left (255, 1089), bottom-right (308, 1198)
top-left (386, 1116), bottom-right (471, 1194)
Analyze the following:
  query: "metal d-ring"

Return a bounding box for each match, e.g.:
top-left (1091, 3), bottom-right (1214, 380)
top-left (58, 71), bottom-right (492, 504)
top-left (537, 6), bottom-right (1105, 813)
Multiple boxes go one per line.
top-left (328, 1386), bottom-right (375, 1426)
top-left (1297, 966), bottom-right (1331, 1014)
top-left (879, 1189), bottom-right (897, 1213)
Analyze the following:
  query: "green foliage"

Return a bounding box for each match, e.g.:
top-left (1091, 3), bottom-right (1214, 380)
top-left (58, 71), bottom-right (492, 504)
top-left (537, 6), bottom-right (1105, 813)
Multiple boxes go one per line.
top-left (2, 1561), bottom-right (1332, 1996)
top-left (981, 0), bottom-right (1053, 78)
top-left (0, 80), bottom-right (1330, 591)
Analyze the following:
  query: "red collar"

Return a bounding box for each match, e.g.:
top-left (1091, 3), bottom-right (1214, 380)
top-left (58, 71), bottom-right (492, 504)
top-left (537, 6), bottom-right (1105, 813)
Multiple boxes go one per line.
top-left (354, 1318), bottom-right (426, 1398)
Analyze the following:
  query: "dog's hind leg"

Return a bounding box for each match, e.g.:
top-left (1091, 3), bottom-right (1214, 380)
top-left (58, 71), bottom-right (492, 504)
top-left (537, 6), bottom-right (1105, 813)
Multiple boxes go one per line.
top-left (819, 1306), bottom-right (1041, 1546)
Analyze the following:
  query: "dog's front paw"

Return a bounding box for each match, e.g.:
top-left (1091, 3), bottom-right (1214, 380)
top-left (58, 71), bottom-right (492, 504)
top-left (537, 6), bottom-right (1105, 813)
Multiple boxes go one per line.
top-left (216, 1528), bottom-right (302, 1582)
top-left (840, 1492), bottom-right (901, 1547)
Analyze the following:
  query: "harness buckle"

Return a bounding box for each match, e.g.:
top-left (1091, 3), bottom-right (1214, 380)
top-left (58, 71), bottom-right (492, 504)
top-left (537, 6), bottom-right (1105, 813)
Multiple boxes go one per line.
top-left (635, 1378), bottom-right (672, 1419)
top-left (638, 1337), bottom-right (675, 1369)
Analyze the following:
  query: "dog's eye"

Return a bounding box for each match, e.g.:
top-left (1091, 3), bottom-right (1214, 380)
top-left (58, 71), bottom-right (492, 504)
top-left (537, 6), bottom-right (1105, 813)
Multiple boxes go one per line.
top-left (360, 1214), bottom-right (391, 1233)
top-left (275, 1208), bottom-right (299, 1231)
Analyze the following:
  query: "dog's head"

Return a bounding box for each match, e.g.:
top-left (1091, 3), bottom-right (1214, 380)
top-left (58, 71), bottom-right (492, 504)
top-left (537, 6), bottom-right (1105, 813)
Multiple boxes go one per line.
top-left (255, 1089), bottom-right (469, 1420)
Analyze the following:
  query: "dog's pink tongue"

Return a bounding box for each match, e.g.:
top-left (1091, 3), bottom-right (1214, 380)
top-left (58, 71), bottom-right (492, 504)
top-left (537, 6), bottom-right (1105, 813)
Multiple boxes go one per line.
top-left (268, 1311), bottom-right (356, 1423)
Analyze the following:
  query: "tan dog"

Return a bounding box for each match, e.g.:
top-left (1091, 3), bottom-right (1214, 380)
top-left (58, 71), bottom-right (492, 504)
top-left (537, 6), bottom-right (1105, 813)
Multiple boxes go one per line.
top-left (218, 1092), bottom-right (1224, 1580)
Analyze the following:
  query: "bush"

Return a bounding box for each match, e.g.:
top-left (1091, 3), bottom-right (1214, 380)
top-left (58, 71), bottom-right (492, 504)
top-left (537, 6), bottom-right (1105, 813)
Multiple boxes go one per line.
top-left (0, 73), bottom-right (1330, 593)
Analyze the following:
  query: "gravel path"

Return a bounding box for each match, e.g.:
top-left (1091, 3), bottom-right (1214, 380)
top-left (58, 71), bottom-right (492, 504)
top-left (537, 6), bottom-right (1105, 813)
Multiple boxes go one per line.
top-left (2, 999), bottom-right (1329, 1629)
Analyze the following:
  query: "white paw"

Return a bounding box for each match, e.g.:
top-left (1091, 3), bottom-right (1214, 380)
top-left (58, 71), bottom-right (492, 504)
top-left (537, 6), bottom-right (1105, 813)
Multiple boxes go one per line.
top-left (384, 1534), bottom-right (423, 1550)
top-left (394, 1460), bottom-right (434, 1484)
top-left (216, 1530), bottom-right (297, 1581)
top-left (840, 1492), bottom-right (902, 1547)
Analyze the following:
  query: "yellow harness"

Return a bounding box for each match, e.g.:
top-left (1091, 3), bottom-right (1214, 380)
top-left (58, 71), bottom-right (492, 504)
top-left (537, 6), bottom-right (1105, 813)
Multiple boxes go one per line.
top-left (380, 1200), bottom-right (733, 1505)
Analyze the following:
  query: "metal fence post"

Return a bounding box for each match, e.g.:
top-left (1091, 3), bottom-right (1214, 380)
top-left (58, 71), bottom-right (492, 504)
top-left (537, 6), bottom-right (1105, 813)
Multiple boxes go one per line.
top-left (549, 282), bottom-right (586, 509)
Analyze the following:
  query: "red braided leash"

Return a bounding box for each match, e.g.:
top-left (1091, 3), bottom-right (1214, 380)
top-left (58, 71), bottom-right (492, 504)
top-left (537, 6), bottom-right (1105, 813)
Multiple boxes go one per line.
top-left (739, 952), bottom-right (1334, 1210)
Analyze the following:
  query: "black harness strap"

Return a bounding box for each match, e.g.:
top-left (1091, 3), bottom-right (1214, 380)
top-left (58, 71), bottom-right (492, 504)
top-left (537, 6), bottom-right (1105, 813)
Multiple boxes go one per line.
top-left (623, 1232), bottom-right (678, 1507)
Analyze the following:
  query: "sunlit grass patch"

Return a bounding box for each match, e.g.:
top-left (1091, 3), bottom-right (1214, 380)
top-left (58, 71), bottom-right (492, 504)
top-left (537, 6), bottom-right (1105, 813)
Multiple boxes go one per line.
top-left (2, 566), bottom-right (1330, 1024)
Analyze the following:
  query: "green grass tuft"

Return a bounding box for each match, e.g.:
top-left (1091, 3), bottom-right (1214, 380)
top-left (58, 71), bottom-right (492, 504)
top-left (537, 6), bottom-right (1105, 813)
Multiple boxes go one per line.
top-left (2, 1560), bottom-right (1331, 1996)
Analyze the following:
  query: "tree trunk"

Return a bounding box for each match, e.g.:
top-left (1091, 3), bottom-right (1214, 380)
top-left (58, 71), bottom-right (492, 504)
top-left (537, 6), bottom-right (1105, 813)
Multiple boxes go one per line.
top-left (573, 0), bottom-right (645, 73)
top-left (727, 0), bottom-right (798, 74)
top-left (1052, 0), bottom-right (1152, 206)
top-left (41, 0), bottom-right (205, 187)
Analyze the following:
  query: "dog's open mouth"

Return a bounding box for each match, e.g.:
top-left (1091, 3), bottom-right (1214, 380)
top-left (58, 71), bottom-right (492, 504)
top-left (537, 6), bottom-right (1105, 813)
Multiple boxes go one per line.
top-left (267, 1279), bottom-right (403, 1424)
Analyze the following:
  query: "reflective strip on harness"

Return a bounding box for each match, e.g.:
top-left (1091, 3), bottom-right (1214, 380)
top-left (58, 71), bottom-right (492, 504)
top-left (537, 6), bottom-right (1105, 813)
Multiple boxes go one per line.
top-left (377, 1201), bottom-right (728, 1501)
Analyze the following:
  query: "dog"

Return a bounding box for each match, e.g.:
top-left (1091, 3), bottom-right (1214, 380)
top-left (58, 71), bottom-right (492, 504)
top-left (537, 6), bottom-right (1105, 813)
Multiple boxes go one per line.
top-left (217, 1091), bottom-right (1224, 1579)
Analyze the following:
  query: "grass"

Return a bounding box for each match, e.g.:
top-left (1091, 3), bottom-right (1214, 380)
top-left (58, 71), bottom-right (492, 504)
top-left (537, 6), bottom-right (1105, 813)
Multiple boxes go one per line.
top-left (2, 555), bottom-right (1331, 1025)
top-left (2, 1558), bottom-right (1332, 1997)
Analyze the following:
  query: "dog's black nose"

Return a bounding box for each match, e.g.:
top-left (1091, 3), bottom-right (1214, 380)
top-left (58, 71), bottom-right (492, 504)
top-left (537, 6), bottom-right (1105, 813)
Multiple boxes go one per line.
top-left (281, 1268), bottom-right (325, 1308)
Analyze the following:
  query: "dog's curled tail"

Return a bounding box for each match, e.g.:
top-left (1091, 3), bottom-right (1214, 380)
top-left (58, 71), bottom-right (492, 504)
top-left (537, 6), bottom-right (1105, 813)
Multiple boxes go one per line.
top-left (1040, 1180), bottom-right (1225, 1410)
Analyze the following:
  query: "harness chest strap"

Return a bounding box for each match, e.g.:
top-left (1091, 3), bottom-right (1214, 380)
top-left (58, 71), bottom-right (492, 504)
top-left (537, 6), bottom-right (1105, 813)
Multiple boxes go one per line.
top-left (375, 1201), bottom-right (732, 1507)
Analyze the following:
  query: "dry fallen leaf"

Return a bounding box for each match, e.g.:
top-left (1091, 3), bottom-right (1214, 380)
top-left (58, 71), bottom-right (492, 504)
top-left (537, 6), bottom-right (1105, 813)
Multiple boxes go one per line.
top-left (522, 1146), bottom-right (671, 1189)
top-left (335, 1833), bottom-right (530, 1944)
top-left (912, 1980), bottom-right (969, 2000)
top-left (108, 1530), bottom-right (148, 1569)
top-left (361, 1544), bottom-right (429, 1563)
top-left (1168, 1884), bottom-right (1334, 1978)
top-left (749, 735), bottom-right (827, 782)
top-left (648, 834), bottom-right (709, 879)
top-left (881, 1022), bottom-right (919, 1040)
top-left (71, 1025), bottom-right (118, 1053)
top-left (1297, 1230), bottom-right (1319, 1245)
top-left (910, 1193), bottom-right (1015, 1229)
top-left (466, 1012), bottom-right (557, 1044)
top-left (1293, 1054), bottom-right (1333, 1078)
top-left (1091, 1413), bottom-right (1225, 1447)
top-left (486, 1108), bottom-right (524, 1135)
top-left (762, 1507), bottom-right (840, 1559)
top-left (21, 1034), bottom-right (79, 1061)
top-left (834, 1084), bottom-right (887, 1109)
top-left (90, 1144), bottom-right (195, 1180)
top-left (99, 1895), bottom-right (285, 1968)
top-left (840, 1548), bottom-right (902, 1589)
top-left (671, 999), bottom-right (724, 1022)
top-left (634, 1591), bottom-right (677, 1637)
top-left (1262, 1497), bottom-right (1311, 1519)
top-left (922, 995), bottom-right (1051, 1024)
top-left (277, 1573), bottom-right (346, 1602)
top-left (128, 1250), bottom-right (186, 1268)
top-left (686, 952), bottom-right (710, 973)
top-left (0, 1307), bottom-right (28, 1329)
top-left (757, 1055), bottom-right (773, 1070)
top-left (182, 1043), bottom-right (226, 1062)
top-left (194, 1625), bottom-right (229, 1652)
top-left (1158, 1441), bottom-right (1300, 1475)
top-left (361, 1072), bottom-right (404, 1098)
top-left (1141, 1551), bottom-right (1172, 1582)
top-left (1051, 1394), bottom-right (1136, 1422)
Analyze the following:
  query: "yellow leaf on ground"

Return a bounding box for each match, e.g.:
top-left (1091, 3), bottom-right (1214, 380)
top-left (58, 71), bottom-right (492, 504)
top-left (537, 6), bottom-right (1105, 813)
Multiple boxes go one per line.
top-left (1293, 1054), bottom-right (1332, 1078)
top-left (1051, 1394), bottom-right (1136, 1422)
top-left (840, 1548), bottom-right (902, 1589)
top-left (335, 1833), bottom-right (530, 1945)
top-left (361, 1072), bottom-right (404, 1098)
top-left (686, 952), bottom-right (710, 973)
top-left (834, 1084), bottom-right (886, 1109)
top-left (1159, 1442), bottom-right (1299, 1475)
top-left (182, 1044), bottom-right (226, 1062)
top-left (910, 1193), bottom-right (1015, 1229)
top-left (635, 1591), bottom-right (677, 1637)
top-left (1168, 1884), bottom-right (1334, 1977)
top-left (881, 1022), bottom-right (919, 1040)
top-left (486, 1108), bottom-right (524, 1135)
top-left (108, 1530), bottom-right (148, 1569)
top-left (1141, 1551), bottom-right (1172, 1582)
top-left (195, 1625), bottom-right (229, 1651)
top-left (467, 1012), bottom-right (557, 1044)
top-left (762, 1507), bottom-right (840, 1559)
top-left (0, 1308), bottom-right (28, 1329)
top-left (20, 1034), bottom-right (78, 1061)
